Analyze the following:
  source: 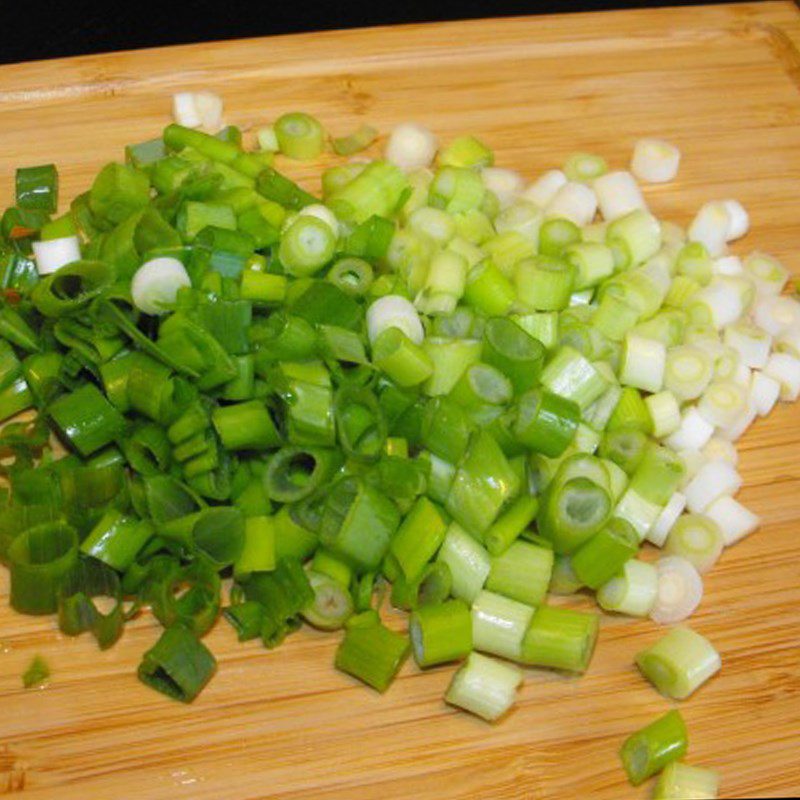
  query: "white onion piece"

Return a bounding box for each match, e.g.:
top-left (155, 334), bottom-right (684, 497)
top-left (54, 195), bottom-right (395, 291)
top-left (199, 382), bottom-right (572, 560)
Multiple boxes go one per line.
top-left (697, 380), bottom-right (748, 429)
top-left (482, 167), bottom-right (524, 208)
top-left (545, 181), bottom-right (597, 226)
top-left (712, 255), bottom-right (743, 276)
top-left (717, 404), bottom-right (757, 442)
top-left (702, 437), bottom-right (739, 466)
top-left (593, 170), bottom-right (647, 221)
top-left (744, 251), bottom-right (789, 296)
top-left (764, 352), bottom-right (800, 401)
top-left (752, 295), bottom-right (800, 337)
top-left (721, 199), bottom-right (749, 241)
top-left (366, 295), bottom-right (424, 344)
top-left (522, 169), bottom-right (567, 209)
top-left (32, 236), bottom-right (82, 276)
top-left (172, 91), bottom-right (223, 131)
top-left (684, 460), bottom-right (742, 513)
top-left (650, 556), bottom-right (704, 624)
top-left (732, 364), bottom-right (752, 388)
top-left (630, 138), bottom-right (681, 183)
top-left (665, 407), bottom-right (715, 451)
top-left (775, 326), bottom-right (800, 358)
top-left (750, 370), bottom-right (781, 416)
top-left (723, 322), bottom-right (772, 368)
top-left (172, 92), bottom-right (202, 128)
top-left (647, 492), bottom-right (687, 547)
top-left (614, 488), bottom-right (662, 542)
top-left (688, 202), bottom-right (731, 257)
top-left (677, 448), bottom-right (709, 489)
top-left (131, 257), bottom-right (192, 315)
top-left (704, 496), bottom-right (760, 546)
top-left (193, 91), bottom-right (224, 131)
top-left (385, 123), bottom-right (438, 170)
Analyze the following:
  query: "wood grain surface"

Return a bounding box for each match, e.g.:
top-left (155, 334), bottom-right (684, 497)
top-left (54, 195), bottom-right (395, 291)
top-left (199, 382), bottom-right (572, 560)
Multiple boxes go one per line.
top-left (1, 3), bottom-right (800, 798)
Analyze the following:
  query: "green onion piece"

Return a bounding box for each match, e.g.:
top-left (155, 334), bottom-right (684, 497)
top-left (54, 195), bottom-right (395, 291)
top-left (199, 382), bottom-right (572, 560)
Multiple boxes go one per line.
top-left (463, 261), bottom-right (516, 317)
top-left (335, 620), bottom-right (410, 692)
top-left (439, 135), bottom-right (494, 169)
top-left (320, 476), bottom-right (401, 572)
top-left (619, 710), bottom-right (689, 786)
top-left (122, 422), bottom-right (172, 476)
top-left (538, 475), bottom-right (612, 554)
top-left (274, 112), bottom-right (325, 160)
top-left (144, 557), bottom-right (221, 636)
top-left (0, 305), bottom-right (40, 353)
top-left (327, 160), bottom-right (408, 224)
top-left (302, 570), bottom-right (354, 630)
top-left (372, 327), bottom-right (433, 388)
top-left (233, 516), bottom-right (276, 579)
top-left (344, 214), bottom-right (395, 260)
top-left (597, 558), bottom-right (658, 617)
top-left (57, 557), bottom-right (123, 650)
top-left (332, 124), bottom-right (378, 156)
top-left (629, 444), bottom-right (685, 506)
top-left (8, 522), bottom-right (79, 615)
top-left (389, 496), bottom-right (448, 582)
top-left (653, 761), bottom-right (720, 800)
top-left (515, 254), bottom-right (576, 311)
top-left (328, 257), bottom-right (374, 297)
top-left (482, 316), bottom-right (546, 394)
top-left (273, 506), bottom-right (318, 561)
top-left (47, 384), bottom-right (125, 458)
top-left (422, 337), bottom-right (483, 396)
top-left (223, 601), bottom-right (265, 642)
top-left (23, 654), bottom-right (50, 689)
top-left (89, 162), bottom-right (149, 225)
top-left (409, 599), bottom-right (472, 667)
top-left (421, 397), bottom-right (475, 464)
top-left (252, 312), bottom-right (318, 363)
top-left (445, 651), bottom-right (522, 722)
top-left (538, 218), bottom-right (582, 257)
top-left (138, 624), bottom-right (216, 703)
top-left (288, 280), bottom-right (363, 331)
top-left (264, 446), bottom-right (341, 503)
top-left (334, 386), bottom-right (387, 462)
top-left (571, 517), bottom-right (638, 589)
top-left (471, 589), bottom-right (534, 661)
top-left (540, 346), bottom-right (607, 410)
top-left (599, 427), bottom-right (649, 474)
top-left (446, 430), bottom-right (518, 538)
top-left (390, 560), bottom-right (452, 611)
top-left (486, 540), bottom-right (553, 606)
top-left (549, 554), bottom-right (583, 595)
top-left (448, 363), bottom-right (512, 411)
top-left (520, 605), bottom-right (599, 673)
top-left (664, 515), bottom-right (724, 574)
top-left (436, 523), bottom-right (491, 603)
top-left (636, 625), bottom-right (721, 700)
top-left (16, 163), bottom-right (58, 212)
top-left (484, 494), bottom-right (539, 556)
top-left (81, 509), bottom-right (154, 572)
top-left (279, 216), bottom-right (337, 277)
top-left (31, 259), bottom-right (115, 318)
top-left (211, 400), bottom-right (281, 451)
top-left (241, 558), bottom-right (314, 647)
top-left (256, 166), bottom-right (317, 210)
top-left (311, 549), bottom-right (353, 588)
top-left (512, 389), bottom-right (579, 457)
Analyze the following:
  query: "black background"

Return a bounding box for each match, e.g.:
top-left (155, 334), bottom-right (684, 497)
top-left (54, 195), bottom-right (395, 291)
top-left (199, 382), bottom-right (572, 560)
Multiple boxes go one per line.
top-left (2, 0), bottom-right (735, 65)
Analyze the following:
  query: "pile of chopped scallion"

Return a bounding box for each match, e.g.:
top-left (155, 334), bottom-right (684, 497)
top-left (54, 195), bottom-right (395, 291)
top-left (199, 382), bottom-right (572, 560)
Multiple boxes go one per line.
top-left (2, 92), bottom-right (797, 798)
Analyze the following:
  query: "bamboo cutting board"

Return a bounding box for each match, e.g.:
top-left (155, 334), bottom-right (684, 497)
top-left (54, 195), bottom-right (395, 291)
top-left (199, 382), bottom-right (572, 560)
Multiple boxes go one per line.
top-left (1, 3), bottom-right (800, 798)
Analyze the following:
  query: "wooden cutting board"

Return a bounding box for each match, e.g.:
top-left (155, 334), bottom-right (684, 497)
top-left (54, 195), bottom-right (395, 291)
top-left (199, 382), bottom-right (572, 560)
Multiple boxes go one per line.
top-left (1, 2), bottom-right (800, 797)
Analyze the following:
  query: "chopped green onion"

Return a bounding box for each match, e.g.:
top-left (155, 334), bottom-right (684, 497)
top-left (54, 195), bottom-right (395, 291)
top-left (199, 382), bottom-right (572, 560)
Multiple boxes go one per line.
top-left (335, 620), bottom-right (410, 692)
top-left (597, 559), bottom-right (658, 617)
top-left (653, 761), bottom-right (720, 799)
top-left (437, 522), bottom-right (491, 603)
top-left (486, 540), bottom-right (553, 606)
top-left (445, 652), bottom-right (522, 722)
top-left (138, 624), bottom-right (216, 703)
top-left (302, 571), bottom-right (354, 630)
top-left (409, 599), bottom-right (472, 667)
top-left (471, 589), bottom-right (534, 661)
top-left (619, 710), bottom-right (688, 786)
top-left (23, 654), bottom-right (50, 689)
top-left (520, 605), bottom-right (599, 673)
top-left (636, 624), bottom-right (721, 700)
